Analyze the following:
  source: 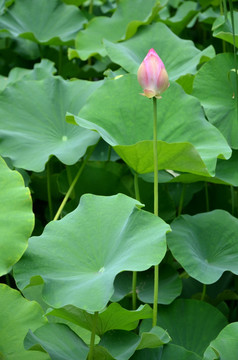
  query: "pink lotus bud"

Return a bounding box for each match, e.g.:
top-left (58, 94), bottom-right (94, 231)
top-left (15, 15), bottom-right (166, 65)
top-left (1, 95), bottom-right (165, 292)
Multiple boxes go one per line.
top-left (137, 48), bottom-right (169, 99)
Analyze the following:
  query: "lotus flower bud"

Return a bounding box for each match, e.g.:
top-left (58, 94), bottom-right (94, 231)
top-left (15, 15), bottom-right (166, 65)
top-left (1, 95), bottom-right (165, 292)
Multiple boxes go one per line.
top-left (137, 48), bottom-right (169, 99)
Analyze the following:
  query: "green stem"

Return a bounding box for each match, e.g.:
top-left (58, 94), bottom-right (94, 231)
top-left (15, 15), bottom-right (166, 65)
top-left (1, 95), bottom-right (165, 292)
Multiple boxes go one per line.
top-left (89, 0), bottom-right (93, 14)
top-left (66, 166), bottom-right (75, 199)
top-left (58, 45), bottom-right (63, 76)
top-left (204, 182), bottom-right (209, 212)
top-left (201, 284), bottom-right (206, 301)
top-left (178, 184), bottom-right (186, 216)
top-left (131, 172), bottom-right (141, 310)
top-left (134, 172), bottom-right (141, 202)
top-left (47, 161), bottom-right (53, 220)
top-left (153, 97), bottom-right (158, 217)
top-left (231, 185), bottom-right (235, 216)
top-left (132, 271), bottom-right (137, 310)
top-left (53, 146), bottom-right (95, 221)
top-left (88, 311), bottom-right (98, 360)
top-left (152, 97), bottom-right (159, 327)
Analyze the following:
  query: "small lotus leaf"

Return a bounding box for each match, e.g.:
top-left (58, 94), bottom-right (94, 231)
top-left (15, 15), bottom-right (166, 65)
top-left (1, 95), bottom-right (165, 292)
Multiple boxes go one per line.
top-left (47, 303), bottom-right (152, 336)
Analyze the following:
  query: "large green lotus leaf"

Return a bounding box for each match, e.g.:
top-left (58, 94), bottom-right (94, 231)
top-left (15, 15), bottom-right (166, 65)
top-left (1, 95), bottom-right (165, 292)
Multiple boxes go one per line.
top-left (67, 74), bottom-right (231, 176)
top-left (0, 284), bottom-right (49, 360)
top-left (212, 12), bottom-right (238, 47)
top-left (193, 53), bottom-right (238, 149)
top-left (103, 22), bottom-right (215, 81)
top-left (0, 156), bottom-right (34, 276)
top-left (68, 0), bottom-right (159, 60)
top-left (203, 322), bottom-right (238, 360)
top-left (141, 299), bottom-right (227, 357)
top-left (0, 76), bottom-right (102, 171)
top-left (14, 194), bottom-right (169, 312)
top-left (24, 323), bottom-right (89, 360)
top-left (0, 0), bottom-right (86, 45)
top-left (167, 210), bottom-right (238, 284)
top-left (46, 303), bottom-right (152, 336)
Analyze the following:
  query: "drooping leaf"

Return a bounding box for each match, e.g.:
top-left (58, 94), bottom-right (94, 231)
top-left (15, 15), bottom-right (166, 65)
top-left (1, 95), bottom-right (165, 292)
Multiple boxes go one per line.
top-left (47, 303), bottom-right (152, 336)
top-left (212, 12), bottom-right (238, 47)
top-left (67, 74), bottom-right (231, 176)
top-left (141, 299), bottom-right (227, 357)
top-left (68, 0), bottom-right (160, 60)
top-left (163, 1), bottom-right (198, 35)
top-left (14, 193), bottom-right (169, 312)
top-left (99, 331), bottom-right (140, 360)
top-left (111, 264), bottom-right (181, 305)
top-left (0, 0), bottom-right (86, 45)
top-left (0, 284), bottom-right (49, 360)
top-left (24, 323), bottom-right (89, 360)
top-left (203, 322), bottom-right (238, 360)
top-left (137, 264), bottom-right (182, 305)
top-left (137, 326), bottom-right (171, 350)
top-left (167, 210), bottom-right (238, 284)
top-left (193, 53), bottom-right (238, 149)
top-left (0, 156), bottom-right (34, 275)
top-left (103, 22), bottom-right (215, 81)
top-left (0, 76), bottom-right (102, 171)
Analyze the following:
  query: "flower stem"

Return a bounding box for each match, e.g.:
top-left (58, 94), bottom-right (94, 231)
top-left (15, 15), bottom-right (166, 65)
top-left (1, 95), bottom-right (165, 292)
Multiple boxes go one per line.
top-left (132, 172), bottom-right (141, 310)
top-left (152, 97), bottom-right (159, 327)
top-left (153, 97), bottom-right (158, 217)
top-left (88, 311), bottom-right (98, 360)
top-left (132, 271), bottom-right (137, 310)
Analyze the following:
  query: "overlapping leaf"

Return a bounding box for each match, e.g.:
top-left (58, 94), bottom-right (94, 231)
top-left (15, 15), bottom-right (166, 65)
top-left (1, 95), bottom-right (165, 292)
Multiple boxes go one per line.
top-left (67, 74), bottom-right (231, 176)
top-left (193, 53), bottom-right (238, 149)
top-left (68, 0), bottom-right (160, 60)
top-left (0, 156), bottom-right (34, 275)
top-left (103, 22), bottom-right (215, 81)
top-left (0, 76), bottom-right (102, 171)
top-left (24, 323), bottom-right (89, 360)
top-left (141, 299), bottom-right (227, 357)
top-left (0, 0), bottom-right (86, 45)
top-left (14, 194), bottom-right (169, 312)
top-left (204, 322), bottom-right (238, 360)
top-left (212, 12), bottom-right (238, 47)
